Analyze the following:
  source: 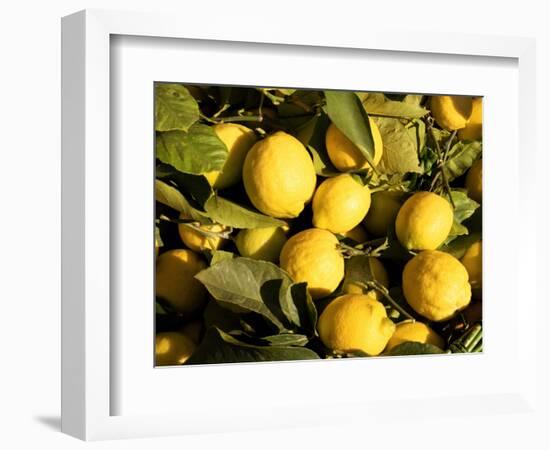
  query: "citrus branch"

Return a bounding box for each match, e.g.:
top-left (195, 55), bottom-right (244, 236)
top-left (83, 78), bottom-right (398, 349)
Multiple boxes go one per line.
top-left (357, 280), bottom-right (415, 321)
top-left (425, 117), bottom-right (456, 208)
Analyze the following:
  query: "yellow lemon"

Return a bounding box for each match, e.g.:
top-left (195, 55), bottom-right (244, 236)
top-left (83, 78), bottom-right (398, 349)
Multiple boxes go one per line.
top-left (155, 249), bottom-right (207, 315)
top-left (402, 250), bottom-right (471, 322)
top-left (465, 159), bottom-right (482, 203)
top-left (386, 321), bottom-right (444, 351)
top-left (325, 120), bottom-right (383, 172)
top-left (204, 123), bottom-right (256, 189)
top-left (461, 240), bottom-right (482, 298)
top-left (243, 131), bottom-right (317, 218)
top-left (364, 190), bottom-right (404, 237)
top-left (312, 174), bottom-right (371, 234)
top-left (155, 332), bottom-right (196, 366)
top-left (235, 226), bottom-right (288, 263)
top-left (178, 214), bottom-right (228, 252)
top-left (395, 192), bottom-right (454, 251)
top-left (343, 257), bottom-right (389, 300)
top-left (430, 95), bottom-right (473, 131)
top-left (279, 228), bottom-right (344, 299)
top-left (340, 224), bottom-right (368, 243)
top-left (318, 294), bottom-right (396, 356)
top-left (458, 97), bottom-right (483, 141)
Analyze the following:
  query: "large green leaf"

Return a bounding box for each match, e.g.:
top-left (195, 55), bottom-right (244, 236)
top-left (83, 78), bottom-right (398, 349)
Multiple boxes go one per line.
top-left (374, 117), bottom-right (422, 174)
top-left (169, 172), bottom-right (213, 208)
top-left (341, 255), bottom-right (377, 294)
top-left (324, 90), bottom-right (376, 167)
top-left (385, 341), bottom-right (445, 356)
top-left (186, 327), bottom-right (319, 364)
top-left (204, 195), bottom-right (286, 229)
top-left (298, 113), bottom-right (340, 177)
top-left (451, 190), bottom-right (480, 224)
top-left (289, 283), bottom-right (318, 335)
top-left (155, 83), bottom-right (199, 132)
top-left (361, 93), bottom-right (428, 119)
top-left (155, 179), bottom-right (188, 212)
top-left (440, 232), bottom-right (482, 259)
top-left (155, 179), bottom-right (208, 222)
top-left (156, 124), bottom-right (228, 175)
top-left (445, 190), bottom-right (480, 242)
top-left (443, 141), bottom-right (482, 181)
top-left (195, 257), bottom-right (295, 331)
top-left (210, 250), bottom-right (236, 266)
top-left (262, 333), bottom-right (309, 346)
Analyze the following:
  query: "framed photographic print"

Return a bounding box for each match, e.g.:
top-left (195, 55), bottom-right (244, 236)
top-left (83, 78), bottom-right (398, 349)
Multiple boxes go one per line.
top-left (62, 9), bottom-right (539, 442)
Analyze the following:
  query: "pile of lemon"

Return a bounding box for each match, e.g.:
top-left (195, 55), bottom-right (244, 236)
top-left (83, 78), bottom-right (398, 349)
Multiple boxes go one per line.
top-left (155, 94), bottom-right (483, 364)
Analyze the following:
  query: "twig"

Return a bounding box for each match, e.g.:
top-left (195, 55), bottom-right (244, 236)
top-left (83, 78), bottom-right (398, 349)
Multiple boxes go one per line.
top-left (426, 118), bottom-right (455, 208)
top-left (359, 280), bottom-right (416, 321)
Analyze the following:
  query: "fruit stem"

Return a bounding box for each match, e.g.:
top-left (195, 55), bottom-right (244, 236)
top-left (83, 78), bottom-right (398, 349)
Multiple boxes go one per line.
top-left (425, 117), bottom-right (456, 208)
top-left (360, 280), bottom-right (416, 321)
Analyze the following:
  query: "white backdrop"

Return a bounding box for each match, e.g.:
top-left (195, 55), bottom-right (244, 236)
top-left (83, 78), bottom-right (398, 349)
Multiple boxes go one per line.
top-left (0, 1), bottom-right (548, 448)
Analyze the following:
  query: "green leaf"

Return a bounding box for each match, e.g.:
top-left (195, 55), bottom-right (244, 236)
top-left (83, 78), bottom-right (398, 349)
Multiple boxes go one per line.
top-left (204, 195), bottom-right (286, 229)
top-left (443, 141), bottom-right (482, 181)
top-left (405, 119), bottom-right (426, 155)
top-left (155, 301), bottom-right (169, 315)
top-left (445, 190), bottom-right (480, 242)
top-left (186, 327), bottom-right (319, 364)
top-left (342, 255), bottom-right (377, 294)
top-left (210, 250), bottom-right (235, 265)
top-left (155, 179), bottom-right (208, 222)
top-left (403, 94), bottom-right (424, 106)
top-left (296, 113), bottom-right (339, 177)
top-left (262, 333), bottom-right (309, 346)
top-left (203, 299), bottom-right (256, 335)
top-left (440, 232), bottom-right (482, 259)
top-left (156, 124), bottom-right (228, 175)
top-left (169, 172), bottom-right (213, 208)
top-left (451, 190), bottom-right (480, 224)
top-left (155, 179), bottom-right (188, 212)
top-left (361, 93), bottom-right (428, 119)
top-left (385, 341), bottom-right (444, 356)
top-left (155, 83), bottom-right (199, 132)
top-left (277, 88), bottom-right (297, 96)
top-left (195, 257), bottom-right (294, 331)
top-left (155, 225), bottom-right (163, 248)
top-left (374, 117), bottom-right (422, 174)
top-left (290, 283), bottom-right (318, 335)
top-left (324, 90), bottom-right (376, 167)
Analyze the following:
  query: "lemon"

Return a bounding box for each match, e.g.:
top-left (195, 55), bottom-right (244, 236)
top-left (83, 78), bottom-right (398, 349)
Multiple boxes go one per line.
top-left (461, 240), bottom-right (482, 299)
top-left (458, 97), bottom-right (483, 141)
top-left (312, 174), bottom-right (371, 234)
top-left (180, 320), bottom-right (203, 345)
top-left (318, 294), bottom-right (396, 356)
top-left (155, 249), bottom-right (207, 315)
top-left (386, 321), bottom-right (444, 351)
top-left (430, 96), bottom-right (473, 131)
top-left (325, 120), bottom-right (383, 172)
top-left (235, 226), bottom-right (288, 263)
top-left (364, 190), bottom-right (404, 237)
top-left (343, 257), bottom-right (389, 299)
top-left (155, 332), bottom-right (196, 366)
top-left (465, 159), bottom-right (482, 203)
top-left (395, 192), bottom-right (453, 251)
top-left (178, 214), bottom-right (228, 252)
top-left (243, 131), bottom-right (316, 218)
top-left (402, 250), bottom-right (471, 321)
top-left (340, 224), bottom-right (368, 243)
top-left (204, 123), bottom-right (256, 189)
top-left (280, 228), bottom-right (344, 299)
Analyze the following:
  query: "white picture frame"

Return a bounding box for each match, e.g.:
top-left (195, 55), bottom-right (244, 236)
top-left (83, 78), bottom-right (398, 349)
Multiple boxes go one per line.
top-left (61, 9), bottom-right (540, 441)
